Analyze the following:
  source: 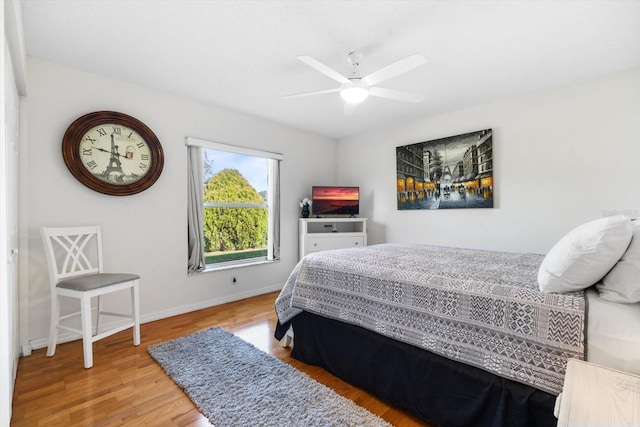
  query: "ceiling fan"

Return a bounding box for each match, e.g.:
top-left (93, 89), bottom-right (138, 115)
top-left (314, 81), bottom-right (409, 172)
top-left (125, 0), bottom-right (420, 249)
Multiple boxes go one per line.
top-left (284, 51), bottom-right (426, 115)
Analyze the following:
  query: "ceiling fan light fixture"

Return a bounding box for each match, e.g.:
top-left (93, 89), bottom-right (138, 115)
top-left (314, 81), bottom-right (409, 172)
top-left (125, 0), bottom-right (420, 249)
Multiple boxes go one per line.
top-left (286, 53), bottom-right (426, 108)
top-left (340, 82), bottom-right (369, 104)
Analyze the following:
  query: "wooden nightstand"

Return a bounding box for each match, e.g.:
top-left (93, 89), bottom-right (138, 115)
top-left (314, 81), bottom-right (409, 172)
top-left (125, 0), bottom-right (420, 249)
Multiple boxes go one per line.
top-left (555, 359), bottom-right (640, 426)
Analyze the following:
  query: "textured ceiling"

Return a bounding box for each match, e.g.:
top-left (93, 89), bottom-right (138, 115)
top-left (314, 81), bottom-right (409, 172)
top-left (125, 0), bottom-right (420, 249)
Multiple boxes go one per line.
top-left (20, 0), bottom-right (640, 140)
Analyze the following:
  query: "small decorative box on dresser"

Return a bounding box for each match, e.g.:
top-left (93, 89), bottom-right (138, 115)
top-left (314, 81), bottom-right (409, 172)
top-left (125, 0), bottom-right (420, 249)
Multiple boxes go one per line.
top-left (555, 359), bottom-right (640, 426)
top-left (298, 218), bottom-right (367, 260)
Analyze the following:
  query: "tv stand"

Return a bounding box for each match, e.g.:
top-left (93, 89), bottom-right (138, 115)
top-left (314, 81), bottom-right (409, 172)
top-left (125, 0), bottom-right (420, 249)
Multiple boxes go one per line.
top-left (299, 218), bottom-right (367, 260)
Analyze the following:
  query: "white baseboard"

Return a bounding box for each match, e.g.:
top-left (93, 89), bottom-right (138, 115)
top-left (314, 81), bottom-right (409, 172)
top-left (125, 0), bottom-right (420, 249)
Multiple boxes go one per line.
top-left (21, 345), bottom-right (31, 357)
top-left (26, 283), bottom-right (284, 351)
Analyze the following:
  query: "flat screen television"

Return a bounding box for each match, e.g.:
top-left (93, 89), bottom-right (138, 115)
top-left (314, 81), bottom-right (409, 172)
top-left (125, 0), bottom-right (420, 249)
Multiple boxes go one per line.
top-left (311, 186), bottom-right (359, 217)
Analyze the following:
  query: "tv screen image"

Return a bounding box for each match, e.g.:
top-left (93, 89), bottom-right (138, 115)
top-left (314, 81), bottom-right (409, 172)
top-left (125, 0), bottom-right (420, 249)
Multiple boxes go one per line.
top-left (312, 186), bottom-right (359, 217)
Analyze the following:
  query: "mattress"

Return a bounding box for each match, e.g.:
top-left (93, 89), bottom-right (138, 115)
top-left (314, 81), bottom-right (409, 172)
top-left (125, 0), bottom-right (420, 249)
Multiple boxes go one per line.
top-left (276, 243), bottom-right (586, 395)
top-left (586, 287), bottom-right (640, 374)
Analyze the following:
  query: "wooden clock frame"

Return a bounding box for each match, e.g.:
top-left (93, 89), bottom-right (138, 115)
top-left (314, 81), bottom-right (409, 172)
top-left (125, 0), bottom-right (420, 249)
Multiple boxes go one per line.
top-left (62, 111), bottom-right (164, 196)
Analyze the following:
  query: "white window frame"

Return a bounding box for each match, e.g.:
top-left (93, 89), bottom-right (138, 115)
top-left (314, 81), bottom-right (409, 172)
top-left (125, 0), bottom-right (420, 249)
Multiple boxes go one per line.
top-left (186, 137), bottom-right (282, 272)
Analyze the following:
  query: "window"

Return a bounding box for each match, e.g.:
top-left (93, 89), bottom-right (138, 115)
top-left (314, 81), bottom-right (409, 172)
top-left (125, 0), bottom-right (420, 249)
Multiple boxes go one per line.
top-left (187, 138), bottom-right (281, 272)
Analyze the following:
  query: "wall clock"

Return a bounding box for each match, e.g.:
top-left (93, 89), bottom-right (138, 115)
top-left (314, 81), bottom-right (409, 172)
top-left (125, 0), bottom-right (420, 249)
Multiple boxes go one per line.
top-left (62, 111), bottom-right (164, 196)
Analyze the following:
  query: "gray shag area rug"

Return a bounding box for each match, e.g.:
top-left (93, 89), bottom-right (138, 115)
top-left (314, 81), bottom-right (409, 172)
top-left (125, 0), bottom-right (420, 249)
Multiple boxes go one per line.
top-left (148, 327), bottom-right (392, 427)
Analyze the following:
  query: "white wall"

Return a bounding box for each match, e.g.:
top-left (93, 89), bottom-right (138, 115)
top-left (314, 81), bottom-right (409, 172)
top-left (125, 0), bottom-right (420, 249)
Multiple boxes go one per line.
top-left (23, 59), bottom-right (640, 348)
top-left (337, 69), bottom-right (640, 254)
top-left (25, 57), bottom-right (336, 349)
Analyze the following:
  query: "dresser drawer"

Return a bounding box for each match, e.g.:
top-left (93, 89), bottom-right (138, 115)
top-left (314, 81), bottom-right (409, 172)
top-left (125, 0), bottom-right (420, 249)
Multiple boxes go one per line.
top-left (306, 236), bottom-right (364, 252)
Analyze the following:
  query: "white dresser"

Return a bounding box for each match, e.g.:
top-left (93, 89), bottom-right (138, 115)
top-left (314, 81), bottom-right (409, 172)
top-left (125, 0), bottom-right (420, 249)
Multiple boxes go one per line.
top-left (298, 218), bottom-right (367, 260)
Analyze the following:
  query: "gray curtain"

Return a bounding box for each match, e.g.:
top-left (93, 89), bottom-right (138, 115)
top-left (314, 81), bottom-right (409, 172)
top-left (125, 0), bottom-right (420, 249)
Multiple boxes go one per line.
top-left (187, 146), bottom-right (205, 273)
top-left (270, 159), bottom-right (281, 260)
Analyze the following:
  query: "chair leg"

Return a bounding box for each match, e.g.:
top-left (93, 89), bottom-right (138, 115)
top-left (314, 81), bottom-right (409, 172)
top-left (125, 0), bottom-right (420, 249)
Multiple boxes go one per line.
top-left (96, 295), bottom-right (102, 336)
top-left (131, 282), bottom-right (140, 346)
top-left (80, 294), bottom-right (94, 369)
top-left (46, 294), bottom-right (60, 357)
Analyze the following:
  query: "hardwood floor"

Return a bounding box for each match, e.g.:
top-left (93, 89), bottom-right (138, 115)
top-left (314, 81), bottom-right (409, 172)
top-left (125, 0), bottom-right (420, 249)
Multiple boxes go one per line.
top-left (11, 291), bottom-right (430, 426)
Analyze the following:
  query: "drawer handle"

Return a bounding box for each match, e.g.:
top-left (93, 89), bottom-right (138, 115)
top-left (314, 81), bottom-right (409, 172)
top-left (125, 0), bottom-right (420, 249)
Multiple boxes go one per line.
top-left (355, 242), bottom-right (359, 245)
top-left (314, 243), bottom-right (317, 246)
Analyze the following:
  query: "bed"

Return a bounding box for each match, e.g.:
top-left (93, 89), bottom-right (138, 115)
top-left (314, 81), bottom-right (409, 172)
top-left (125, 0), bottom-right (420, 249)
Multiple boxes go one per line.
top-left (275, 216), bottom-right (640, 427)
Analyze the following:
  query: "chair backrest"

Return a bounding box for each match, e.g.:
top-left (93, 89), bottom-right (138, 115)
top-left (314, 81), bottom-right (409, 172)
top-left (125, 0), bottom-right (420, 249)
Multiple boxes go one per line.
top-left (41, 225), bottom-right (104, 287)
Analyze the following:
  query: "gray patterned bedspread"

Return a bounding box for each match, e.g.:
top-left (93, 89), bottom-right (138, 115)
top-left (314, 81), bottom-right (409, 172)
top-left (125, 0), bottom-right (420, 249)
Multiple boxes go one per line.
top-left (275, 243), bottom-right (585, 395)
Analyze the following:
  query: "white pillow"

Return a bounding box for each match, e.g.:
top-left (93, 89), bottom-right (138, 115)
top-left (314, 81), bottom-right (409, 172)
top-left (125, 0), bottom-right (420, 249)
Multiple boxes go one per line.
top-left (597, 220), bottom-right (640, 303)
top-left (538, 215), bottom-right (632, 293)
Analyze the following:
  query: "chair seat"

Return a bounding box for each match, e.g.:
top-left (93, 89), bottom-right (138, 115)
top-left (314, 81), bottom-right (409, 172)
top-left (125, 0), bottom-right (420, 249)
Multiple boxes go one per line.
top-left (57, 273), bottom-right (140, 292)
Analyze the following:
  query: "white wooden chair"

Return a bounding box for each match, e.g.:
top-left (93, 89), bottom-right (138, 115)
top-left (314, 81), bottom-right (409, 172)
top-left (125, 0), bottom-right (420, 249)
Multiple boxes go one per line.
top-left (41, 225), bottom-right (140, 368)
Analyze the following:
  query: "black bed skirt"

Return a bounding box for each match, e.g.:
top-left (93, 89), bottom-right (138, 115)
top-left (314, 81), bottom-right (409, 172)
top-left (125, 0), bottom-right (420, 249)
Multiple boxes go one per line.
top-left (279, 312), bottom-right (557, 427)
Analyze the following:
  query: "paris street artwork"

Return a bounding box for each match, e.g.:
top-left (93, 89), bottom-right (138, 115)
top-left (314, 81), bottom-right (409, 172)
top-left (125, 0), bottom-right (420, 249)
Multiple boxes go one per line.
top-left (397, 129), bottom-right (493, 210)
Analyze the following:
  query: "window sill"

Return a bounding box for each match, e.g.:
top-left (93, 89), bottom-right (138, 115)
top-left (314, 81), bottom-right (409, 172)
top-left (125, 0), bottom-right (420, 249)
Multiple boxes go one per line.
top-left (188, 258), bottom-right (278, 275)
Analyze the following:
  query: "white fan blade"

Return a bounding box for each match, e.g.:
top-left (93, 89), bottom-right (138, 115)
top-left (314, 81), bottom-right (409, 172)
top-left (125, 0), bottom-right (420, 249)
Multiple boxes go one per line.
top-left (362, 53), bottom-right (426, 86)
top-left (283, 88), bottom-right (340, 99)
top-left (344, 102), bottom-right (357, 115)
top-left (369, 87), bottom-right (425, 103)
top-left (297, 56), bottom-right (350, 84)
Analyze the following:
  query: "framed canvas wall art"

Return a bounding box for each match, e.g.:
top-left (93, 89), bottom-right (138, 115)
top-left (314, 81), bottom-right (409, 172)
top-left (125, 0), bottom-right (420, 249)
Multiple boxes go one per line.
top-left (396, 129), bottom-right (493, 210)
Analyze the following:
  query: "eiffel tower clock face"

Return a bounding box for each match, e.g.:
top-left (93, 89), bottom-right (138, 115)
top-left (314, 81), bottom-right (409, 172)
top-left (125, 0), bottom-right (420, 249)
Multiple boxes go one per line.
top-left (62, 111), bottom-right (164, 196)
